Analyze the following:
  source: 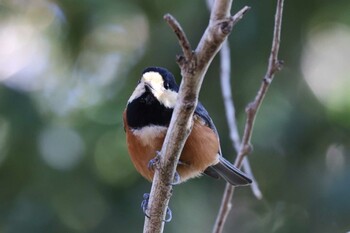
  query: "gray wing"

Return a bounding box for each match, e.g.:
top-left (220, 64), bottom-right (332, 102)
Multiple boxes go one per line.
top-left (194, 102), bottom-right (222, 179)
top-left (194, 102), bottom-right (220, 140)
top-left (195, 102), bottom-right (252, 186)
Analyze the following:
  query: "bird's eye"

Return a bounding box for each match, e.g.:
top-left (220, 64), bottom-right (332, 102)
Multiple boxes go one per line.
top-left (164, 82), bottom-right (169, 89)
top-left (137, 79), bottom-right (141, 84)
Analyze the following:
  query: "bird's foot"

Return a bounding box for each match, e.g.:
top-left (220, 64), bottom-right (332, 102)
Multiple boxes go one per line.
top-left (141, 193), bottom-right (150, 219)
top-left (148, 151), bottom-right (161, 171)
top-left (149, 153), bottom-right (182, 186)
top-left (167, 171), bottom-right (181, 186)
top-left (141, 193), bottom-right (172, 222)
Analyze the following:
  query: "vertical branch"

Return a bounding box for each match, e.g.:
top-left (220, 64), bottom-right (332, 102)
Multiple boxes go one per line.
top-left (210, 0), bottom-right (232, 20)
top-left (217, 21), bottom-right (240, 153)
top-left (143, 16), bottom-right (194, 233)
top-left (212, 38), bottom-right (261, 233)
top-left (143, 1), bottom-right (250, 233)
top-left (218, 26), bottom-right (262, 199)
top-left (212, 0), bottom-right (285, 232)
top-left (237, 0), bottom-right (284, 165)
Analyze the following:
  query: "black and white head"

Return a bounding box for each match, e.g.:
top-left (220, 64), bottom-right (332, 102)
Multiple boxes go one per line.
top-left (126, 67), bottom-right (179, 129)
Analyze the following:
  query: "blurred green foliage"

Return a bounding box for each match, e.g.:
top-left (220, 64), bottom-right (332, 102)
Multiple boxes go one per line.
top-left (0, 0), bottom-right (350, 232)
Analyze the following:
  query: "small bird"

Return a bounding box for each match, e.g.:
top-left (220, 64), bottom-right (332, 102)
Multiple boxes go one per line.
top-left (123, 66), bottom-right (252, 186)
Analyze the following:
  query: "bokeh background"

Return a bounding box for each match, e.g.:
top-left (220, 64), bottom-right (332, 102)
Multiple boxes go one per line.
top-left (0, 0), bottom-right (350, 232)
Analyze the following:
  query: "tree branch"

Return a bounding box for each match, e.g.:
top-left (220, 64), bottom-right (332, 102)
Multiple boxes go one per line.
top-left (212, 0), bottom-right (284, 232)
top-left (164, 14), bottom-right (193, 63)
top-left (237, 0), bottom-right (284, 166)
top-left (217, 23), bottom-right (262, 200)
top-left (196, 6), bottom-right (250, 72)
top-left (212, 37), bottom-right (263, 233)
top-left (142, 1), bottom-right (249, 233)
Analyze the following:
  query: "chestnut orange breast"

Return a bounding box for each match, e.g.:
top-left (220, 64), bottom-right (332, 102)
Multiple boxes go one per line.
top-left (123, 111), bottom-right (220, 183)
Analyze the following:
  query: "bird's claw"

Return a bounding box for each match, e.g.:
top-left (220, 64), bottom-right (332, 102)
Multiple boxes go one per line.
top-left (141, 193), bottom-right (172, 222)
top-left (164, 206), bottom-right (172, 222)
top-left (141, 193), bottom-right (150, 218)
top-left (148, 151), bottom-right (161, 171)
top-left (167, 171), bottom-right (181, 186)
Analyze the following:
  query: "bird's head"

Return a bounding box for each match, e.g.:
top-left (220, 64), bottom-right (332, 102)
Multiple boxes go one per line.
top-left (128, 67), bottom-right (179, 108)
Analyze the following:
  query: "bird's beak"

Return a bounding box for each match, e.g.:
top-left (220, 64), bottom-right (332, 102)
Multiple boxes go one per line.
top-left (143, 82), bottom-right (153, 93)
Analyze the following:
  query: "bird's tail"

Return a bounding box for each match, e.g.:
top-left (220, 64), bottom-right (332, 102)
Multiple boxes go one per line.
top-left (210, 156), bottom-right (252, 186)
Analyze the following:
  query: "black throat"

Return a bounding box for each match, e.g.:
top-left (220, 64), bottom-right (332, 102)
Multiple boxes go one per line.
top-left (126, 91), bottom-right (173, 129)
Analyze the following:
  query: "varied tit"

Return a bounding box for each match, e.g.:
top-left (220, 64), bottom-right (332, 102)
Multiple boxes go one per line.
top-left (123, 66), bottom-right (252, 186)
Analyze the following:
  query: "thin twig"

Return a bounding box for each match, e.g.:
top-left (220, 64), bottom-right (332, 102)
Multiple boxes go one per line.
top-left (237, 0), bottom-right (284, 166)
top-left (243, 158), bottom-right (262, 198)
top-left (230, 6), bottom-right (251, 28)
top-left (218, 33), bottom-right (262, 197)
top-left (164, 14), bottom-right (193, 62)
top-left (142, 1), bottom-right (250, 232)
top-left (212, 36), bottom-right (261, 233)
top-left (196, 6), bottom-right (250, 68)
top-left (219, 39), bottom-right (240, 152)
top-left (212, 40), bottom-right (236, 233)
top-left (212, 0), bottom-right (284, 233)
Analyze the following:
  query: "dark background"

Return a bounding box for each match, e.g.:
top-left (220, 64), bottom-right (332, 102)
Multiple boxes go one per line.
top-left (0, 0), bottom-right (349, 232)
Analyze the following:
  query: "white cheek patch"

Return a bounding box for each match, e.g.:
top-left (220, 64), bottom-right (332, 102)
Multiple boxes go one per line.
top-left (132, 125), bottom-right (167, 146)
top-left (157, 90), bottom-right (178, 108)
top-left (142, 71), bottom-right (178, 108)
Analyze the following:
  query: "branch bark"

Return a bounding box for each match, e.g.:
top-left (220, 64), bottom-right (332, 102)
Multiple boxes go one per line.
top-left (143, 1), bottom-right (250, 233)
top-left (212, 0), bottom-right (285, 232)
